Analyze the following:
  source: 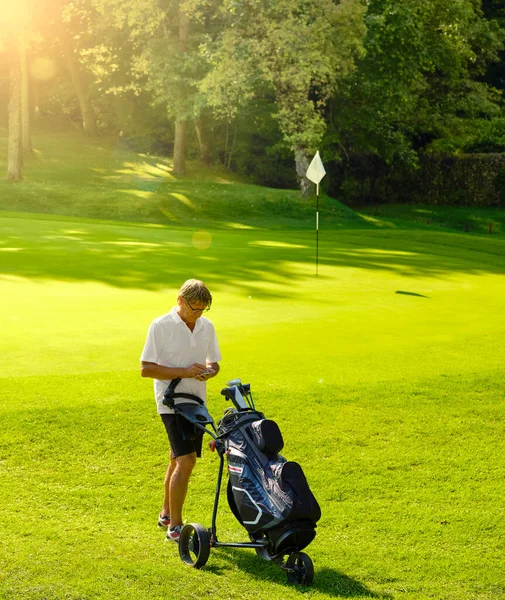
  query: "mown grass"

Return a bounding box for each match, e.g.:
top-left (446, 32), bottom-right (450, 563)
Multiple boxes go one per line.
top-left (355, 204), bottom-right (505, 237)
top-left (2, 129), bottom-right (504, 236)
top-left (0, 130), bottom-right (342, 229)
top-left (1, 130), bottom-right (504, 599)
top-left (2, 369), bottom-right (504, 600)
top-left (1, 210), bottom-right (505, 599)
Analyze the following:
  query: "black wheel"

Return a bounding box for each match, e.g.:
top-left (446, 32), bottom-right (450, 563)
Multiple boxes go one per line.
top-left (286, 552), bottom-right (314, 586)
top-left (178, 523), bottom-right (211, 569)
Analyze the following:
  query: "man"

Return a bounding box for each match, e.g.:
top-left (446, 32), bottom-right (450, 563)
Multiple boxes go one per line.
top-left (140, 279), bottom-right (221, 542)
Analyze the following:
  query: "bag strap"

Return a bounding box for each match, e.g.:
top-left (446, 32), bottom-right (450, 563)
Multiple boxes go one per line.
top-left (162, 377), bottom-right (204, 408)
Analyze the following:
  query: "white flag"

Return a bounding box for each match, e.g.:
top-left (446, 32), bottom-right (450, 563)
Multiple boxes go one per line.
top-left (306, 151), bottom-right (326, 185)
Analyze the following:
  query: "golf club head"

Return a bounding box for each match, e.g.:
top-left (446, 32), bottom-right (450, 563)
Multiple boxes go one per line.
top-left (221, 385), bottom-right (248, 410)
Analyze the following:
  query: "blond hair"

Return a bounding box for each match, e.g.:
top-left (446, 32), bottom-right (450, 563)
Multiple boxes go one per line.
top-left (179, 279), bottom-right (212, 308)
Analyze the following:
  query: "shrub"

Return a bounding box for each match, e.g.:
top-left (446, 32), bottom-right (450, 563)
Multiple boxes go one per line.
top-left (326, 153), bottom-right (505, 206)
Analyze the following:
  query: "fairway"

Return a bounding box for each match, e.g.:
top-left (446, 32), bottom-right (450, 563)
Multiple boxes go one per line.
top-left (1, 212), bottom-right (504, 599)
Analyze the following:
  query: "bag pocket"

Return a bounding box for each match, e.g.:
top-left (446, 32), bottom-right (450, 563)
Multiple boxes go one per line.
top-left (276, 461), bottom-right (321, 523)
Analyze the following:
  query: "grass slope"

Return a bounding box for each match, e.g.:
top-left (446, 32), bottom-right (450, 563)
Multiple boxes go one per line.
top-left (0, 131), bottom-right (338, 229)
top-left (2, 129), bottom-right (504, 236)
top-left (0, 131), bottom-right (504, 599)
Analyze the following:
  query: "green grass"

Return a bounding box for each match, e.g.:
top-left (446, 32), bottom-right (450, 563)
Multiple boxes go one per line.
top-left (1, 131), bottom-right (505, 599)
top-left (0, 130), bottom-right (343, 229)
top-left (3, 129), bottom-right (504, 236)
top-left (355, 203), bottom-right (505, 237)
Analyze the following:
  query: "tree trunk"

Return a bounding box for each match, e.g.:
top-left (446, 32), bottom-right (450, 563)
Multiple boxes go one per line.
top-left (62, 36), bottom-right (97, 136)
top-left (32, 78), bottom-right (40, 119)
top-left (178, 4), bottom-right (189, 52)
top-left (7, 65), bottom-right (22, 181)
top-left (20, 32), bottom-right (31, 152)
top-left (194, 114), bottom-right (212, 167)
top-left (294, 146), bottom-right (311, 196)
top-left (173, 120), bottom-right (187, 175)
top-left (227, 121), bottom-right (238, 169)
top-left (172, 3), bottom-right (189, 175)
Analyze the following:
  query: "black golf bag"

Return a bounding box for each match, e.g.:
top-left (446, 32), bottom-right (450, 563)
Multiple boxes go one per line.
top-left (217, 407), bottom-right (321, 555)
top-left (163, 377), bottom-right (321, 563)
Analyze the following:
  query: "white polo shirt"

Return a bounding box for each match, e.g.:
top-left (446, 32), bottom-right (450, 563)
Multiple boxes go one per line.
top-left (140, 307), bottom-right (222, 415)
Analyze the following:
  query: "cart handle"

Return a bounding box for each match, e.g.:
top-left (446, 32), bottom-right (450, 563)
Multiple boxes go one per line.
top-left (163, 378), bottom-right (204, 408)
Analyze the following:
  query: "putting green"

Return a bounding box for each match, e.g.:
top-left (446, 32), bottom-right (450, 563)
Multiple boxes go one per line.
top-left (1, 213), bottom-right (504, 390)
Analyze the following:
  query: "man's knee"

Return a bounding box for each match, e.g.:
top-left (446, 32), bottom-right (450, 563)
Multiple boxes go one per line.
top-left (176, 452), bottom-right (197, 474)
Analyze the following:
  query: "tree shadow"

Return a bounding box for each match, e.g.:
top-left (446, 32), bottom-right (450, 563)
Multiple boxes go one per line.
top-left (214, 547), bottom-right (389, 598)
top-left (1, 214), bottom-right (504, 297)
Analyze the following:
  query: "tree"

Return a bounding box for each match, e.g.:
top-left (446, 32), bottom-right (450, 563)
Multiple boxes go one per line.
top-left (7, 59), bottom-right (23, 181)
top-left (61, 34), bottom-right (98, 136)
top-left (200, 0), bottom-right (366, 194)
top-left (49, 0), bottom-right (99, 136)
top-left (91, 0), bottom-right (219, 174)
top-left (1, 3), bottom-right (27, 180)
top-left (20, 29), bottom-right (31, 151)
top-left (327, 0), bottom-right (504, 164)
top-left (173, 1), bottom-right (190, 174)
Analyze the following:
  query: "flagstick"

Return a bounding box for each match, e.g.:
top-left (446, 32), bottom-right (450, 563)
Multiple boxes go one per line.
top-left (305, 150), bottom-right (325, 277)
top-left (316, 182), bottom-right (319, 276)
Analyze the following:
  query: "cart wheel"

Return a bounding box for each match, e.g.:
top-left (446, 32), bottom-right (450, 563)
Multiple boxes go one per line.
top-left (286, 552), bottom-right (314, 586)
top-left (178, 523), bottom-right (210, 569)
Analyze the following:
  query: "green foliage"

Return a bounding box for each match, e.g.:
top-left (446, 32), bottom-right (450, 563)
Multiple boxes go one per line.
top-left (327, 152), bottom-right (505, 207)
top-left (90, 0), bottom-right (218, 122)
top-left (86, 0), bottom-right (169, 117)
top-left (218, 96), bottom-right (297, 188)
top-left (37, 77), bottom-right (82, 124)
top-left (458, 117), bottom-right (505, 153)
top-left (201, 0), bottom-right (366, 155)
top-left (4, 0), bottom-right (505, 198)
top-left (328, 0), bottom-right (505, 166)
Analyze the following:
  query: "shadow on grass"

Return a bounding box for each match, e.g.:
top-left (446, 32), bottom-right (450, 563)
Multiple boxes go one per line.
top-left (214, 547), bottom-right (389, 598)
top-left (313, 568), bottom-right (391, 598)
top-left (1, 214), bottom-right (505, 297)
top-left (395, 291), bottom-right (430, 298)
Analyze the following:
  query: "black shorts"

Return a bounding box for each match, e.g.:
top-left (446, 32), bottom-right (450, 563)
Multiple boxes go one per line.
top-left (160, 413), bottom-right (203, 458)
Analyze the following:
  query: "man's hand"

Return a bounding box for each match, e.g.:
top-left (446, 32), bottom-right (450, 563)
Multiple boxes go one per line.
top-left (185, 363), bottom-right (207, 378)
top-left (195, 371), bottom-right (214, 381)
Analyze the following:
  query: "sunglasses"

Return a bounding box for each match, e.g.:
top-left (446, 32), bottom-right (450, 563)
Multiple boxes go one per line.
top-left (184, 298), bottom-right (210, 313)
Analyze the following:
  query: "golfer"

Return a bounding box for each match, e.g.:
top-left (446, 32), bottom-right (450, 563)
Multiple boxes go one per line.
top-left (140, 279), bottom-right (221, 542)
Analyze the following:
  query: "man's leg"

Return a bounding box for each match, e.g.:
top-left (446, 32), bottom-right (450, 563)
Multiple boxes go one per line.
top-left (169, 452), bottom-right (197, 527)
top-left (161, 452), bottom-right (177, 517)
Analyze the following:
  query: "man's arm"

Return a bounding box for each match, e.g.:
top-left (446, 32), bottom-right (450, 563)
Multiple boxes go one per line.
top-left (141, 361), bottom-right (207, 380)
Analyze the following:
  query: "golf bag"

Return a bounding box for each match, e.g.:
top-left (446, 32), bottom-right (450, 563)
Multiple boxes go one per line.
top-left (217, 407), bottom-right (321, 555)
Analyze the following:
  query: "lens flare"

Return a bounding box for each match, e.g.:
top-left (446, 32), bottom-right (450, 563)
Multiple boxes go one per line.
top-left (30, 58), bottom-right (58, 82)
top-left (192, 231), bottom-right (212, 250)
